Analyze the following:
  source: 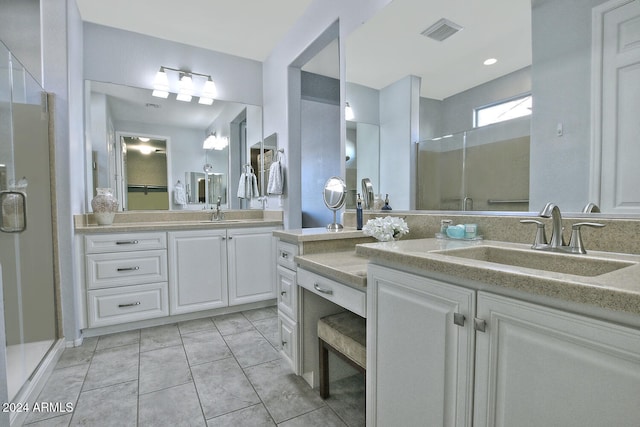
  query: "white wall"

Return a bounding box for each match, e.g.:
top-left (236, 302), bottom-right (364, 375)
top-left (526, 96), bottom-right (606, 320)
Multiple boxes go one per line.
top-left (83, 23), bottom-right (262, 106)
top-left (41, 0), bottom-right (84, 344)
top-left (529, 0), bottom-right (608, 211)
top-left (262, 0), bottom-right (393, 228)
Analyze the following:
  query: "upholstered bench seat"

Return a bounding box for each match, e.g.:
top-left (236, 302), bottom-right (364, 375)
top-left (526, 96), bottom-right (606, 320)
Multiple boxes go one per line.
top-left (318, 311), bottom-right (366, 399)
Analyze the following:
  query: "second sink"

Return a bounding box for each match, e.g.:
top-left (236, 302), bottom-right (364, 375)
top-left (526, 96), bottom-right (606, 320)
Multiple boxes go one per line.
top-left (433, 245), bottom-right (635, 277)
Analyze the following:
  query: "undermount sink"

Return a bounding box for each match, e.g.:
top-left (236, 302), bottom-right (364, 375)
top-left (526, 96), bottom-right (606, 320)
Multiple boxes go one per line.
top-left (433, 245), bottom-right (635, 277)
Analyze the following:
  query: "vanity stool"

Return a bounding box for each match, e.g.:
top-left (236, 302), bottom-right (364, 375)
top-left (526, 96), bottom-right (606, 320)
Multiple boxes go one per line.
top-left (318, 311), bottom-right (366, 399)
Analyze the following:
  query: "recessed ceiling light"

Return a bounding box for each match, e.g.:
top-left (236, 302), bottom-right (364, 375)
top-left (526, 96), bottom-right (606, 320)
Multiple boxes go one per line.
top-left (483, 58), bottom-right (498, 66)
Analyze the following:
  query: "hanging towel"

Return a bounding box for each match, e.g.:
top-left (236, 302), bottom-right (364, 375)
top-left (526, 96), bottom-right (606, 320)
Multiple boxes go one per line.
top-left (237, 172), bottom-right (260, 199)
top-left (174, 180), bottom-right (187, 205)
top-left (267, 160), bottom-right (284, 195)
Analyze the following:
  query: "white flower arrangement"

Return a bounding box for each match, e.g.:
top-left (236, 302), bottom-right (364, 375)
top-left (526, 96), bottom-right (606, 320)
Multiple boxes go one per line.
top-left (362, 216), bottom-right (409, 242)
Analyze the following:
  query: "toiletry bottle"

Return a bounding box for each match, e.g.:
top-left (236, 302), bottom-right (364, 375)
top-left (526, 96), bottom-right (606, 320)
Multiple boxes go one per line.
top-left (381, 194), bottom-right (392, 210)
top-left (356, 193), bottom-right (363, 230)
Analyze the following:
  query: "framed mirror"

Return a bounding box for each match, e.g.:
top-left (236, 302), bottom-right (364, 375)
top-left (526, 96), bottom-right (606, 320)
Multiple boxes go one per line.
top-left (84, 80), bottom-right (263, 211)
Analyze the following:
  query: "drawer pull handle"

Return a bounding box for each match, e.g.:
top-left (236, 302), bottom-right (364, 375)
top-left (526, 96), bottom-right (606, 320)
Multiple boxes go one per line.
top-left (280, 291), bottom-right (287, 296)
top-left (281, 252), bottom-right (289, 259)
top-left (116, 240), bottom-right (139, 245)
top-left (118, 301), bottom-right (141, 308)
top-left (282, 340), bottom-right (288, 346)
top-left (314, 283), bottom-right (333, 295)
top-left (117, 266), bottom-right (140, 272)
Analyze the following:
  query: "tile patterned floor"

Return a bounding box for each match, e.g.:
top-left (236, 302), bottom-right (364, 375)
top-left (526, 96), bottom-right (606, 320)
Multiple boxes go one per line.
top-left (22, 307), bottom-right (365, 427)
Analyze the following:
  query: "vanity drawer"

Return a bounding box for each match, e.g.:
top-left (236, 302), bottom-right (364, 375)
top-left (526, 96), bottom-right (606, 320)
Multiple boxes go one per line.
top-left (85, 232), bottom-right (167, 254)
top-left (297, 267), bottom-right (366, 317)
top-left (278, 313), bottom-right (298, 371)
top-left (86, 250), bottom-right (168, 289)
top-left (276, 240), bottom-right (298, 270)
top-left (87, 282), bottom-right (168, 328)
top-left (277, 265), bottom-right (297, 320)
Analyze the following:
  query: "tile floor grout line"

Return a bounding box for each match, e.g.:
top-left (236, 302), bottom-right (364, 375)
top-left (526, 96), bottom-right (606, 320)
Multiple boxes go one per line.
top-left (178, 324), bottom-right (208, 425)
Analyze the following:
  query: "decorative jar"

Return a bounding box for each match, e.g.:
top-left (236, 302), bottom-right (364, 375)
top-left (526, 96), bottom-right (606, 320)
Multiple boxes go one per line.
top-left (91, 188), bottom-right (118, 225)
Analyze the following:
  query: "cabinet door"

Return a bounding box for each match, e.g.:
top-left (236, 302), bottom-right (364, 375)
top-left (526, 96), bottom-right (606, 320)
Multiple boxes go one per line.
top-left (168, 230), bottom-right (228, 315)
top-left (367, 265), bottom-right (475, 427)
top-left (227, 227), bottom-right (276, 305)
top-left (474, 292), bottom-right (640, 427)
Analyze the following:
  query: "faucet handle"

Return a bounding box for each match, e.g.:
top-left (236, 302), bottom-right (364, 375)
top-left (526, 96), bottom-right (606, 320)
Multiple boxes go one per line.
top-left (568, 222), bottom-right (605, 254)
top-left (520, 219), bottom-right (548, 248)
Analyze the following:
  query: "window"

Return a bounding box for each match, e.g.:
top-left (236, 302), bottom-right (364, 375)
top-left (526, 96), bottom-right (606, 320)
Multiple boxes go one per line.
top-left (474, 94), bottom-right (532, 127)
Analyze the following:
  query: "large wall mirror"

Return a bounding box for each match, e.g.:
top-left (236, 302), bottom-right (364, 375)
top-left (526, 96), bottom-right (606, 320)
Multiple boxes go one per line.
top-left (345, 0), bottom-right (640, 216)
top-left (85, 80), bottom-right (263, 211)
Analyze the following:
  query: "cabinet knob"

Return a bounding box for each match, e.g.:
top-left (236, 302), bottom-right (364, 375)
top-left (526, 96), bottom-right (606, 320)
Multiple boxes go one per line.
top-left (474, 318), bottom-right (487, 332)
top-left (280, 291), bottom-right (287, 296)
top-left (453, 313), bottom-right (466, 327)
top-left (281, 252), bottom-right (289, 259)
top-left (282, 341), bottom-right (288, 346)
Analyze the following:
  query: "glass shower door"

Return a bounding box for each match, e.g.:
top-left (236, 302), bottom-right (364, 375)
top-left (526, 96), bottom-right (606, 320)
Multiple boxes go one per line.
top-left (0, 42), bottom-right (57, 402)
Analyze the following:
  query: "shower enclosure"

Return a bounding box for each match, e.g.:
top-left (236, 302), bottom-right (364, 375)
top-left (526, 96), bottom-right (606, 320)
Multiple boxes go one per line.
top-left (0, 42), bottom-right (57, 407)
top-left (416, 118), bottom-right (531, 212)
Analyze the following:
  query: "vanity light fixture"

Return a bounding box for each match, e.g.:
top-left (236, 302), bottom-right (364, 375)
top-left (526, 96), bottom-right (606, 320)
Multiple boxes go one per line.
top-left (203, 133), bottom-right (229, 150)
top-left (345, 102), bottom-right (355, 120)
top-left (138, 137), bottom-right (150, 142)
top-left (152, 66), bottom-right (218, 104)
top-left (199, 78), bottom-right (218, 105)
top-left (176, 73), bottom-right (193, 102)
top-left (152, 67), bottom-right (170, 98)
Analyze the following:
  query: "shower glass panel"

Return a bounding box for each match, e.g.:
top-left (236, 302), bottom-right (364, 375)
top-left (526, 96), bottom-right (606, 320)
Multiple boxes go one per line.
top-left (416, 133), bottom-right (465, 210)
top-left (0, 42), bottom-right (57, 402)
top-left (416, 118), bottom-right (531, 212)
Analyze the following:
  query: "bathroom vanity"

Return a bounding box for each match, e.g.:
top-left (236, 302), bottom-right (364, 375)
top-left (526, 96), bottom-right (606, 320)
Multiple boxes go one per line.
top-left (75, 211), bottom-right (283, 334)
top-left (357, 238), bottom-right (640, 427)
top-left (273, 228), bottom-right (372, 387)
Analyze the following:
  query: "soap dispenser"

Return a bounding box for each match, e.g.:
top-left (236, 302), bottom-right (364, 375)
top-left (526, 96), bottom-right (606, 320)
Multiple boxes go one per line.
top-left (356, 193), bottom-right (363, 230)
top-left (381, 194), bottom-right (392, 210)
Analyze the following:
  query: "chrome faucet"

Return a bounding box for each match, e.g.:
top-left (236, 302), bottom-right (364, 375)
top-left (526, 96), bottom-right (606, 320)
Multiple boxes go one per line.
top-left (539, 202), bottom-right (565, 249)
top-left (211, 196), bottom-right (224, 221)
top-left (520, 203), bottom-right (605, 254)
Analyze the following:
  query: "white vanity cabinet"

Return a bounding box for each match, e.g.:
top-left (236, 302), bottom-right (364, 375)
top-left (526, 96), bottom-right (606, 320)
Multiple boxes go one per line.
top-left (227, 227), bottom-right (277, 305)
top-left (168, 226), bottom-right (278, 314)
top-left (368, 264), bottom-right (640, 427)
top-left (275, 240), bottom-right (300, 372)
top-left (473, 292), bottom-right (640, 427)
top-left (85, 232), bottom-right (169, 328)
top-left (168, 229), bottom-right (228, 315)
top-left (367, 264), bottom-right (476, 427)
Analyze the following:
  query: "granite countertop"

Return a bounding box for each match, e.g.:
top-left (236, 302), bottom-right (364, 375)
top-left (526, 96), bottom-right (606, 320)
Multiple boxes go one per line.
top-left (295, 251), bottom-right (369, 290)
top-left (75, 219), bottom-right (283, 233)
top-left (356, 238), bottom-right (640, 316)
top-left (273, 227), bottom-right (368, 243)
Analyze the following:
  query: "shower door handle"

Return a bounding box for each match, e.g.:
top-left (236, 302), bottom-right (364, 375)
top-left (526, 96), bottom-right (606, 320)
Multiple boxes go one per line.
top-left (0, 191), bottom-right (27, 233)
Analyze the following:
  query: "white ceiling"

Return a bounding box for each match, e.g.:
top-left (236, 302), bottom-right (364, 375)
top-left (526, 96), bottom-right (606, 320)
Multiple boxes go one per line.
top-left (77, 0), bottom-right (531, 101)
top-left (75, 0), bottom-right (314, 61)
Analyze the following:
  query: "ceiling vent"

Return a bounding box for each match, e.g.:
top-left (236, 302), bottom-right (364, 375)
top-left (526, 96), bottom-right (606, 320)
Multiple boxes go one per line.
top-left (421, 18), bottom-right (463, 42)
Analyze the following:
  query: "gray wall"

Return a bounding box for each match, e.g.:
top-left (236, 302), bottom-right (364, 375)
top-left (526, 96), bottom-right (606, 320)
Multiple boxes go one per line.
top-left (0, 0), bottom-right (41, 83)
top-left (529, 0), bottom-right (607, 211)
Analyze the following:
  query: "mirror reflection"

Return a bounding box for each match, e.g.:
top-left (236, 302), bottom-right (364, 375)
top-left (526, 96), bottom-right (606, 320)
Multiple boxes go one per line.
top-left (85, 80), bottom-right (263, 211)
top-left (345, 0), bottom-right (640, 215)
